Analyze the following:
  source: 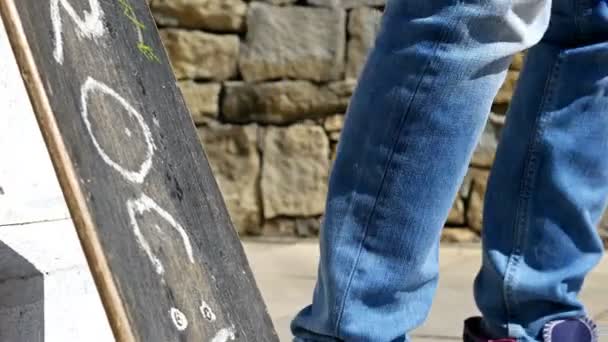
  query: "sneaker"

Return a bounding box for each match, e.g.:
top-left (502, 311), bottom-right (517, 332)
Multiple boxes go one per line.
top-left (463, 317), bottom-right (516, 342)
top-left (463, 316), bottom-right (598, 342)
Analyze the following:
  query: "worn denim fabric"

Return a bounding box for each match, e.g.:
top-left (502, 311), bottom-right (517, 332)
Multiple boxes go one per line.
top-left (291, 0), bottom-right (608, 341)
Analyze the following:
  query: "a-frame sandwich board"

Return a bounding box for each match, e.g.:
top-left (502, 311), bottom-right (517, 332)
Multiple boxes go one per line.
top-left (0, 0), bottom-right (278, 341)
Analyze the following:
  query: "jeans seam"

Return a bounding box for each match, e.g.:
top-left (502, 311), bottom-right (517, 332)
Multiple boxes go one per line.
top-left (332, 29), bottom-right (454, 339)
top-left (502, 52), bottom-right (564, 334)
top-left (573, 0), bottom-right (583, 39)
top-left (574, 0), bottom-right (594, 41)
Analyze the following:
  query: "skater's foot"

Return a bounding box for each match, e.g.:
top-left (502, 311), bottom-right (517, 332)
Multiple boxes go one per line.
top-left (463, 316), bottom-right (598, 342)
top-left (463, 317), bottom-right (515, 342)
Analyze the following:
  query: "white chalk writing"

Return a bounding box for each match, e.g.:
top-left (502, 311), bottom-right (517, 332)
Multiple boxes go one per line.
top-left (211, 327), bottom-right (236, 342)
top-left (81, 77), bottom-right (154, 184)
top-left (50, 0), bottom-right (105, 64)
top-left (169, 307), bottom-right (188, 331)
top-left (126, 193), bottom-right (195, 275)
top-left (45, 2), bottom-right (235, 336)
top-left (200, 300), bottom-right (216, 322)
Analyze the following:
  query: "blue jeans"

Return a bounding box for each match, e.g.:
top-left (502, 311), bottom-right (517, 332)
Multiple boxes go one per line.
top-left (291, 0), bottom-right (608, 341)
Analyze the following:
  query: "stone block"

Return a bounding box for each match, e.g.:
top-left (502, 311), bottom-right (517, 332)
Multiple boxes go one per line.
top-left (471, 120), bottom-right (500, 169)
top-left (239, 3), bottom-right (346, 82)
top-left (494, 70), bottom-right (520, 104)
top-left (222, 80), bottom-right (354, 124)
top-left (262, 217), bottom-right (321, 237)
top-left (152, 0), bottom-right (247, 32)
top-left (447, 197), bottom-right (465, 226)
top-left (441, 228), bottom-right (480, 243)
top-left (510, 52), bottom-right (526, 71)
top-left (462, 169), bottom-right (490, 234)
top-left (262, 218), bottom-right (296, 236)
top-left (308, 0), bottom-right (386, 8)
top-left (160, 29), bottom-right (239, 80)
top-left (258, 0), bottom-right (297, 4)
top-left (324, 114), bottom-right (345, 132)
top-left (329, 141), bottom-right (339, 164)
top-left (178, 81), bottom-right (221, 123)
top-left (198, 121), bottom-right (261, 234)
top-left (295, 217), bottom-right (322, 237)
top-left (261, 124), bottom-right (330, 218)
top-left (329, 131), bottom-right (341, 142)
top-left (346, 7), bottom-right (382, 78)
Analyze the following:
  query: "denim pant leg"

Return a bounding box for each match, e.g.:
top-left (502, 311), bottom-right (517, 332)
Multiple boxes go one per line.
top-left (291, 0), bottom-right (551, 341)
top-left (475, 0), bottom-right (608, 341)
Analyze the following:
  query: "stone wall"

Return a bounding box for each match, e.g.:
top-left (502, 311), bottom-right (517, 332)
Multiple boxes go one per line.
top-left (151, 0), bottom-right (608, 244)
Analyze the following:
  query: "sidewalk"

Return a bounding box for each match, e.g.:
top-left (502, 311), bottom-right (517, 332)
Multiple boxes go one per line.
top-left (243, 240), bottom-right (608, 341)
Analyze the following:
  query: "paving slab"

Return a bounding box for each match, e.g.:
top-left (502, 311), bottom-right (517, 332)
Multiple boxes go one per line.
top-left (243, 240), bottom-right (608, 342)
top-left (0, 220), bottom-right (113, 341)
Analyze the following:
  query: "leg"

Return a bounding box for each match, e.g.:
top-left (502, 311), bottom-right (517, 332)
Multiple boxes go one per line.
top-left (475, 0), bottom-right (608, 340)
top-left (291, 0), bottom-right (551, 340)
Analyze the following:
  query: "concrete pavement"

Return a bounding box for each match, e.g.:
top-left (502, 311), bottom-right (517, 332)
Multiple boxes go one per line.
top-left (243, 240), bottom-right (608, 342)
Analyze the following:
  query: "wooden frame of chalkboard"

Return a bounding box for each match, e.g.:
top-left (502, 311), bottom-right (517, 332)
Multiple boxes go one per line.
top-left (0, 0), bottom-right (278, 341)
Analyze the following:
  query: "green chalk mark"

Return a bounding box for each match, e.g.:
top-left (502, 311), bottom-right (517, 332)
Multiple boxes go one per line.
top-left (138, 43), bottom-right (161, 63)
top-left (116, 0), bottom-right (161, 63)
top-left (118, 0), bottom-right (146, 29)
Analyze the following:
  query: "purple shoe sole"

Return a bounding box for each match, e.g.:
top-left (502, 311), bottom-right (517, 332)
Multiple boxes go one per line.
top-left (542, 317), bottom-right (598, 342)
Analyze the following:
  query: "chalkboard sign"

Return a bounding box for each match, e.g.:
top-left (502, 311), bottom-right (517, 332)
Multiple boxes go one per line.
top-left (0, 1), bottom-right (278, 341)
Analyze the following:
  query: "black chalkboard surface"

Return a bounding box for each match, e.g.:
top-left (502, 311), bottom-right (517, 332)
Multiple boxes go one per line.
top-left (0, 1), bottom-right (278, 341)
